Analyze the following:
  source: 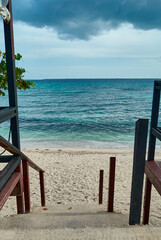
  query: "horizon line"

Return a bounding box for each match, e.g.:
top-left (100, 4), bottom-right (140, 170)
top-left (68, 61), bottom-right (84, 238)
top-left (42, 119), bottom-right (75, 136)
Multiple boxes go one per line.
top-left (25, 78), bottom-right (161, 81)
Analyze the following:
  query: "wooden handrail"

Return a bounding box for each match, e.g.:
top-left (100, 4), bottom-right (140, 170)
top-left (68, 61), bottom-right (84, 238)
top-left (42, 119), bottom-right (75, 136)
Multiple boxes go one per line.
top-left (0, 135), bottom-right (44, 172)
top-left (0, 157), bottom-right (21, 192)
top-left (0, 135), bottom-right (46, 212)
top-left (0, 172), bottom-right (21, 211)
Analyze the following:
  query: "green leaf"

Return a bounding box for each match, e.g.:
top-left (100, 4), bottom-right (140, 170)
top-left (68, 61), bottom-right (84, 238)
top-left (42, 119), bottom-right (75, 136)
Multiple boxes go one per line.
top-left (15, 53), bottom-right (22, 61)
top-left (0, 50), bottom-right (34, 96)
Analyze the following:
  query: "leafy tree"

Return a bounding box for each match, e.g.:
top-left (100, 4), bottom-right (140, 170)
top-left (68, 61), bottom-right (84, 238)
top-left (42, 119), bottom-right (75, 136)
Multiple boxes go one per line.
top-left (0, 50), bottom-right (34, 96)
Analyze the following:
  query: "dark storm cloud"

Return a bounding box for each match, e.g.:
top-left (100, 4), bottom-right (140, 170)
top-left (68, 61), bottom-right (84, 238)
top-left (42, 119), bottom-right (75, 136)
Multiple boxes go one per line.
top-left (13, 0), bottom-right (161, 39)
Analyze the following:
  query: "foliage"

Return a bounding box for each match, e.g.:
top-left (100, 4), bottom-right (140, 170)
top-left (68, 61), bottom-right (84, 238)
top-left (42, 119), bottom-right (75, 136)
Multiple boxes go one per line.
top-left (0, 50), bottom-right (34, 96)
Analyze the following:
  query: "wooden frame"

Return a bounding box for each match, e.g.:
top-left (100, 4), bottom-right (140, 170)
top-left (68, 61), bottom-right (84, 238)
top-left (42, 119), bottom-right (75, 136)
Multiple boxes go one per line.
top-left (143, 81), bottom-right (161, 224)
top-left (0, 1), bottom-right (45, 214)
top-left (0, 135), bottom-right (45, 212)
top-left (129, 119), bottom-right (149, 225)
top-left (130, 81), bottom-right (161, 225)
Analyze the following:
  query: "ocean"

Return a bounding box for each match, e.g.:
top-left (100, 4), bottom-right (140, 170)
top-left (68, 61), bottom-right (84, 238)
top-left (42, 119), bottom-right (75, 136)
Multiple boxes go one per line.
top-left (0, 79), bottom-right (157, 149)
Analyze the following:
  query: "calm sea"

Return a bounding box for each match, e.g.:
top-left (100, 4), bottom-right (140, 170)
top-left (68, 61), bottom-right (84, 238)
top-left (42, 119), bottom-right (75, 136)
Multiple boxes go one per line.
top-left (0, 79), bottom-right (157, 149)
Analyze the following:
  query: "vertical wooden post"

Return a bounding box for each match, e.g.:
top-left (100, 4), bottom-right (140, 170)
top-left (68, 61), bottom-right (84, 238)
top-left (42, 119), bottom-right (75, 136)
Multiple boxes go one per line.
top-left (15, 164), bottom-right (24, 214)
top-left (143, 178), bottom-right (152, 224)
top-left (143, 82), bottom-right (160, 224)
top-left (129, 119), bottom-right (148, 225)
top-left (4, 0), bottom-right (20, 149)
top-left (22, 160), bottom-right (30, 213)
top-left (39, 171), bottom-right (45, 206)
top-left (147, 82), bottom-right (160, 161)
top-left (108, 157), bottom-right (116, 212)
top-left (3, 0), bottom-right (24, 215)
top-left (99, 170), bottom-right (104, 204)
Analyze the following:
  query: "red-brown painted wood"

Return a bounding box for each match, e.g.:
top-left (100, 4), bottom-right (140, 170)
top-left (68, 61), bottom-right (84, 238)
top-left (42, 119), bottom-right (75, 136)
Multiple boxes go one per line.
top-left (0, 135), bottom-right (45, 212)
top-left (99, 170), bottom-right (104, 204)
top-left (22, 160), bottom-right (30, 213)
top-left (15, 164), bottom-right (24, 214)
top-left (143, 161), bottom-right (161, 224)
top-left (0, 172), bottom-right (20, 210)
top-left (0, 158), bottom-right (15, 178)
top-left (145, 161), bottom-right (161, 195)
top-left (39, 171), bottom-right (45, 206)
top-left (108, 157), bottom-right (116, 212)
top-left (0, 135), bottom-right (44, 172)
top-left (143, 177), bottom-right (152, 224)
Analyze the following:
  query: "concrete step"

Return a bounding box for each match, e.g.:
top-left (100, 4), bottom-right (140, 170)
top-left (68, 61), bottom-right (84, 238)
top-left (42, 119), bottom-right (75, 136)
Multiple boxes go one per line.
top-left (0, 204), bottom-right (128, 229)
top-left (0, 204), bottom-right (161, 240)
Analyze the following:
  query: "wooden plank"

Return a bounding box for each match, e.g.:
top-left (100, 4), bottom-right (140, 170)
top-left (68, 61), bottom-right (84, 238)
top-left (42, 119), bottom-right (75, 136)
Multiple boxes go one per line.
top-left (0, 172), bottom-right (20, 211)
top-left (15, 164), bottom-right (24, 214)
top-left (24, 157), bottom-right (44, 172)
top-left (148, 81), bottom-right (160, 161)
top-left (0, 135), bottom-right (44, 172)
top-left (151, 128), bottom-right (161, 141)
top-left (145, 161), bottom-right (161, 195)
top-left (0, 156), bottom-right (14, 163)
top-left (108, 157), bottom-right (116, 212)
top-left (0, 107), bottom-right (16, 124)
top-left (155, 80), bottom-right (161, 90)
top-left (4, 0), bottom-right (20, 149)
top-left (22, 160), bottom-right (30, 213)
top-left (0, 137), bottom-right (18, 155)
top-left (143, 81), bottom-right (161, 225)
top-left (143, 178), bottom-right (152, 224)
top-left (99, 170), bottom-right (104, 204)
top-left (0, 158), bottom-right (16, 178)
top-left (39, 171), bottom-right (45, 207)
top-left (129, 119), bottom-right (149, 225)
top-left (0, 157), bottom-right (21, 192)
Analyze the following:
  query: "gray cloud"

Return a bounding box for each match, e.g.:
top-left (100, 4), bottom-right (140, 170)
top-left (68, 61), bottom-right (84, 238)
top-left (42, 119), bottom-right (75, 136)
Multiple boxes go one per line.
top-left (12, 0), bottom-right (161, 39)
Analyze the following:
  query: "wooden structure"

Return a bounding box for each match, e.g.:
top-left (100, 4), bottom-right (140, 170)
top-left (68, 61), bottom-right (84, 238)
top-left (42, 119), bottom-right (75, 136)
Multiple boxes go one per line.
top-left (143, 80), bottom-right (161, 224)
top-left (99, 169), bottom-right (104, 204)
top-left (0, 0), bottom-right (45, 213)
top-left (129, 80), bottom-right (161, 225)
top-left (98, 157), bottom-right (116, 212)
top-left (129, 119), bottom-right (149, 225)
top-left (108, 157), bottom-right (116, 212)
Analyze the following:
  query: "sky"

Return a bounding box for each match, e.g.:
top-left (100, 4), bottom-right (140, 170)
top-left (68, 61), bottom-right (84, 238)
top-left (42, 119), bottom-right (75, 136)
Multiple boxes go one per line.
top-left (1, 0), bottom-right (161, 79)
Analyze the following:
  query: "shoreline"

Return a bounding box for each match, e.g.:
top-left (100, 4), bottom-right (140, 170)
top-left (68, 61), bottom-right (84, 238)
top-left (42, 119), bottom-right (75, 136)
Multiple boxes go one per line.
top-left (21, 147), bottom-right (134, 154)
top-left (20, 138), bottom-right (135, 150)
top-left (21, 147), bottom-right (161, 154)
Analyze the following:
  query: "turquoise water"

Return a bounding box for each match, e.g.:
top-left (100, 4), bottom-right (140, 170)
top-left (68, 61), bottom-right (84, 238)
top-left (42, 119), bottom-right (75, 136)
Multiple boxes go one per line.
top-left (0, 79), bottom-right (156, 148)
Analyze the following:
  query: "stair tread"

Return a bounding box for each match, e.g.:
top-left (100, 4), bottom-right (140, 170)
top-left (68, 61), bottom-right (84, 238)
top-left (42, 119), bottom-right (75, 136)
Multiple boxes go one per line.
top-left (0, 205), bottom-right (128, 229)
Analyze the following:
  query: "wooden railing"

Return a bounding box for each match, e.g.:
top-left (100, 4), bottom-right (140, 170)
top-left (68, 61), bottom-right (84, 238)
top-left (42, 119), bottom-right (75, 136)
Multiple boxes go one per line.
top-left (0, 135), bottom-right (45, 213)
top-left (0, 157), bottom-right (21, 192)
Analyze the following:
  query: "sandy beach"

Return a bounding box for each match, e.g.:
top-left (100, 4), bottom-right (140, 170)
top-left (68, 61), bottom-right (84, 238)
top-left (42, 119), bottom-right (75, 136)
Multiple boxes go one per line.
top-left (1, 148), bottom-right (161, 239)
top-left (0, 148), bottom-right (161, 224)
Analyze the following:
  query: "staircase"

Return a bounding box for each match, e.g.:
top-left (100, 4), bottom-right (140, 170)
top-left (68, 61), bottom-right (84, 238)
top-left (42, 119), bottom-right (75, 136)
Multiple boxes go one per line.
top-left (0, 135), bottom-right (45, 213)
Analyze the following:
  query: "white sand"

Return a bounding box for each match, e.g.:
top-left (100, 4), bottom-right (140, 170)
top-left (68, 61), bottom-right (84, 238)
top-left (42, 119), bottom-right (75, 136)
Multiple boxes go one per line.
top-left (0, 149), bottom-right (161, 240)
top-left (1, 148), bottom-right (161, 239)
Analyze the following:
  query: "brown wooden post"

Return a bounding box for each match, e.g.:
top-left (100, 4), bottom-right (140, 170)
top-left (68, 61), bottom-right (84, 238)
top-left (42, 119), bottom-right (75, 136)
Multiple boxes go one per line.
top-left (143, 178), bottom-right (152, 224)
top-left (108, 157), bottom-right (116, 212)
top-left (39, 171), bottom-right (45, 206)
top-left (22, 160), bottom-right (30, 213)
top-left (15, 164), bottom-right (24, 214)
top-left (99, 170), bottom-right (104, 204)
